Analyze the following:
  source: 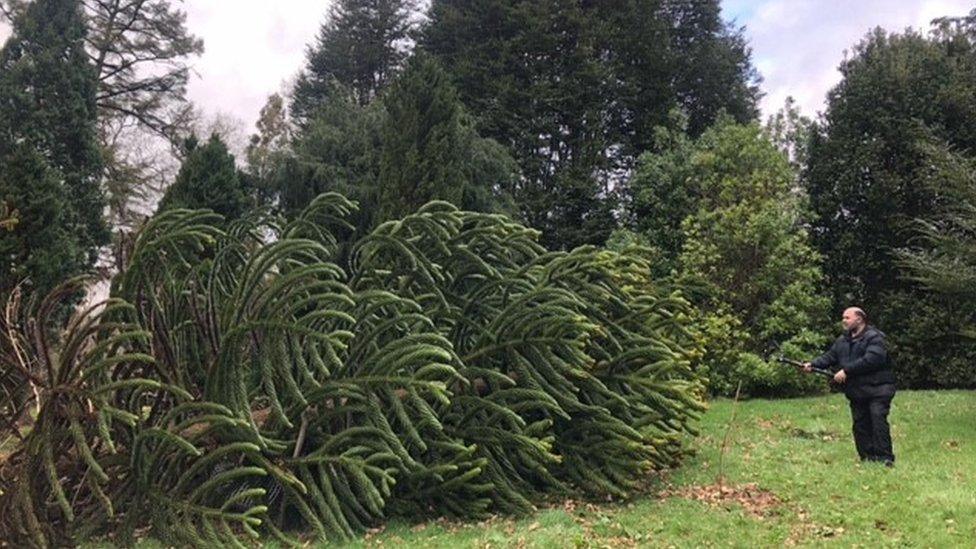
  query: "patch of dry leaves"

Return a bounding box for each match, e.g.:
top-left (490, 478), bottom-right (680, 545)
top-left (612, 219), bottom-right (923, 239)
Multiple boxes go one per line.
top-left (660, 482), bottom-right (782, 518)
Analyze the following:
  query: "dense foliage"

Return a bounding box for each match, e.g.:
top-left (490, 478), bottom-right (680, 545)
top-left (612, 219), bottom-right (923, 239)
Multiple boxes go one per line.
top-left (291, 0), bottom-right (418, 121)
top-left (0, 194), bottom-right (705, 547)
top-left (274, 55), bottom-right (515, 237)
top-left (0, 0), bottom-right (108, 295)
top-left (897, 148), bottom-right (976, 384)
top-left (157, 135), bottom-right (252, 223)
top-left (422, 0), bottom-right (760, 250)
top-left (626, 120), bottom-right (829, 396)
top-left (805, 13), bottom-right (976, 388)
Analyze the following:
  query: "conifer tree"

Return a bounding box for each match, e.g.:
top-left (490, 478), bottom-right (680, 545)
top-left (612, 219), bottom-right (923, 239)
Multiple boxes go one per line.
top-left (3, 0), bottom-right (204, 256)
top-left (277, 91), bottom-right (386, 238)
top-left (376, 54), bottom-right (514, 221)
top-left (423, 0), bottom-right (760, 250)
top-left (0, 192), bottom-right (705, 546)
top-left (0, 0), bottom-right (108, 294)
top-left (157, 134), bottom-right (250, 222)
top-left (292, 0), bottom-right (418, 122)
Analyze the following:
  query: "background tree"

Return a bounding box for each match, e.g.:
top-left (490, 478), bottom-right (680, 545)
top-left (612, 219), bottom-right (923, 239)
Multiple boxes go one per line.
top-left (424, 0), bottom-right (616, 250)
top-left (246, 94), bottom-right (291, 185)
top-left (894, 141), bottom-right (976, 387)
top-left (804, 21), bottom-right (976, 388)
top-left (0, 148), bottom-right (75, 292)
top-left (0, 0), bottom-right (108, 294)
top-left (663, 0), bottom-right (761, 136)
top-left (764, 96), bottom-right (813, 173)
top-left (899, 149), bottom-right (976, 344)
top-left (276, 91), bottom-right (387, 235)
top-left (623, 110), bottom-right (697, 278)
top-left (376, 54), bottom-right (514, 221)
top-left (628, 120), bottom-right (828, 396)
top-left (3, 0), bottom-right (204, 260)
top-left (156, 134), bottom-right (251, 223)
top-left (274, 55), bottom-right (515, 239)
top-left (83, 0), bottom-right (203, 142)
top-left (423, 0), bottom-right (760, 250)
top-left (292, 0), bottom-right (418, 122)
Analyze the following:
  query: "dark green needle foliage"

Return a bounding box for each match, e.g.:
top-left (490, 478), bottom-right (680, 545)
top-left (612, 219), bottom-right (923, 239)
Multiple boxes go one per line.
top-left (1, 192), bottom-right (704, 547)
top-left (0, 0), bottom-right (108, 295)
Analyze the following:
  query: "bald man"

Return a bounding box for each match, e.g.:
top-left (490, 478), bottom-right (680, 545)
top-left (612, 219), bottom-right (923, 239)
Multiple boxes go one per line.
top-left (804, 307), bottom-right (897, 466)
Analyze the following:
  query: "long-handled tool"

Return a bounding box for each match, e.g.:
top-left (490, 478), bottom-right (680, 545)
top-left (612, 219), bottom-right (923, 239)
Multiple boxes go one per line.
top-left (763, 342), bottom-right (834, 379)
top-left (771, 355), bottom-right (833, 378)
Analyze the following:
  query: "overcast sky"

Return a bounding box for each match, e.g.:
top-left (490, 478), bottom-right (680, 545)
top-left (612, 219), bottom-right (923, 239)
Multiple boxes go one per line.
top-left (2, 1), bottom-right (975, 133)
top-left (723, 0), bottom-right (974, 119)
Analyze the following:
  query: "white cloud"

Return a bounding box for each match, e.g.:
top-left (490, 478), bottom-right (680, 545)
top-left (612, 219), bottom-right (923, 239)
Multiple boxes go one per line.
top-left (183, 1), bottom-right (330, 134)
top-left (740, 0), bottom-right (974, 120)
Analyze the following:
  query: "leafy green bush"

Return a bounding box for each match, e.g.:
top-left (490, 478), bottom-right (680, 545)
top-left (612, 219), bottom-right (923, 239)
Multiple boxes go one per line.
top-left (628, 120), bottom-right (830, 397)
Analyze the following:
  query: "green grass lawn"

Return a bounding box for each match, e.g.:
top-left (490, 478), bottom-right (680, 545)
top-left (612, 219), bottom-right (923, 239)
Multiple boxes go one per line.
top-left (334, 390), bottom-right (976, 548)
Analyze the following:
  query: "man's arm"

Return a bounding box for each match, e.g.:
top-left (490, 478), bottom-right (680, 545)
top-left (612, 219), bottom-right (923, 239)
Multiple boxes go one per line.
top-left (843, 333), bottom-right (888, 377)
top-left (810, 342), bottom-right (839, 370)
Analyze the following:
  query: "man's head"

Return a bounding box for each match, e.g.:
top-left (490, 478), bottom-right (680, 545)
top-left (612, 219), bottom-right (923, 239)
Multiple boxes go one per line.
top-left (842, 307), bottom-right (868, 334)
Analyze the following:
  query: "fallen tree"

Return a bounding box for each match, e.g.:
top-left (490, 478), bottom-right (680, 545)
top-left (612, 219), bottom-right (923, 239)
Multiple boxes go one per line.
top-left (0, 194), bottom-right (705, 547)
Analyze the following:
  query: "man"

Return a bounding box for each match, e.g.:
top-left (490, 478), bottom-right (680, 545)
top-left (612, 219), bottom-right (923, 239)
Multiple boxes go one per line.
top-left (804, 307), bottom-right (897, 465)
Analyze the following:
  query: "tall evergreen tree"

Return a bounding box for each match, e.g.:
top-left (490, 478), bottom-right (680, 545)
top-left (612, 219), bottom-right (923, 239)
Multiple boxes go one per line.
top-left (663, 0), bottom-right (761, 136)
top-left (292, 0), bottom-right (417, 122)
top-left (423, 0), bottom-right (759, 250)
top-left (277, 91), bottom-right (387, 235)
top-left (424, 0), bottom-right (615, 250)
top-left (0, 0), bottom-right (108, 294)
top-left (805, 21), bottom-right (976, 388)
top-left (3, 0), bottom-right (204, 267)
top-left (2, 0), bottom-right (204, 206)
top-left (376, 54), bottom-right (514, 221)
top-left (157, 134), bottom-right (250, 222)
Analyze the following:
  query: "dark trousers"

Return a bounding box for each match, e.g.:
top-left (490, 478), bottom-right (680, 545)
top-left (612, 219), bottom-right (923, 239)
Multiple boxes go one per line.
top-left (848, 395), bottom-right (895, 463)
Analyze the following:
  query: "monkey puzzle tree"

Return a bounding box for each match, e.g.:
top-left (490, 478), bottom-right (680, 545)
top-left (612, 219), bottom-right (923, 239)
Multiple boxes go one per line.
top-left (1, 193), bottom-right (705, 546)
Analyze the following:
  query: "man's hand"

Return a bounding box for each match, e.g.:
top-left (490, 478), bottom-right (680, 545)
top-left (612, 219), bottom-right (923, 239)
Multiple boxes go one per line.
top-left (833, 369), bottom-right (847, 384)
top-left (802, 362), bottom-right (813, 372)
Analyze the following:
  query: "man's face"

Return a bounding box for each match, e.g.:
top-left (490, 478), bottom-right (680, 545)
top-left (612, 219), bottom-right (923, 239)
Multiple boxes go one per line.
top-left (842, 309), bottom-right (863, 332)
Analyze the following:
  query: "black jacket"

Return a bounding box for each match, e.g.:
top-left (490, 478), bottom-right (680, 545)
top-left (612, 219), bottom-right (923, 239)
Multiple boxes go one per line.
top-left (812, 326), bottom-right (896, 399)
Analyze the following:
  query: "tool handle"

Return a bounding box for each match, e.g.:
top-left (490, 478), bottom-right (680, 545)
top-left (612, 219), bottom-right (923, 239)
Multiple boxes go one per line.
top-left (773, 356), bottom-right (833, 378)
